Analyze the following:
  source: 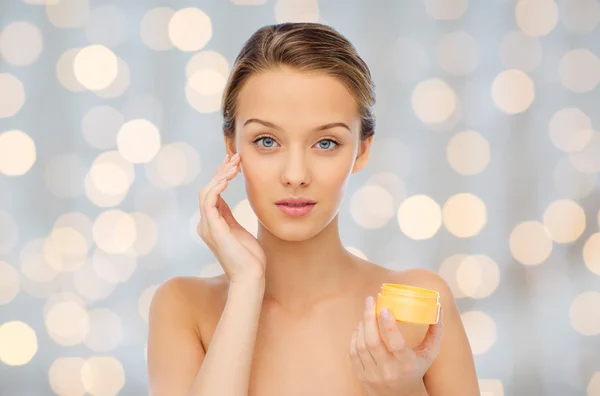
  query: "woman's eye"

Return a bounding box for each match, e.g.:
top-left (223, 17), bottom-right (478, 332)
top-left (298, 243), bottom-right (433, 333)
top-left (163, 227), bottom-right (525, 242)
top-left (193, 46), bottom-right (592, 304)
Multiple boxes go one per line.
top-left (316, 139), bottom-right (338, 150)
top-left (256, 137), bottom-right (278, 148)
top-left (254, 137), bottom-right (340, 150)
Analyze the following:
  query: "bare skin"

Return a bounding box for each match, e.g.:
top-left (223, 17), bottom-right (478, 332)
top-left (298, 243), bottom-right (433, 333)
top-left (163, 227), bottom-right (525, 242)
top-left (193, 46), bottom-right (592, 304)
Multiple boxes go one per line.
top-left (147, 66), bottom-right (480, 395)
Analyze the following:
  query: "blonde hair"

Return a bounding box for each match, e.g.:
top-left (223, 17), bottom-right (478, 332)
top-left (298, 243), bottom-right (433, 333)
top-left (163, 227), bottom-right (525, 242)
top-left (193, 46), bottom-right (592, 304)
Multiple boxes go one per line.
top-left (221, 22), bottom-right (376, 141)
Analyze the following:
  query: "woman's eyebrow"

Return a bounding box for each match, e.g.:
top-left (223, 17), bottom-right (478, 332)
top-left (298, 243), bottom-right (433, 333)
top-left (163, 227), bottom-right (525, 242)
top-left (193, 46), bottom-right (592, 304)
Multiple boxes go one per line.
top-left (243, 118), bottom-right (351, 132)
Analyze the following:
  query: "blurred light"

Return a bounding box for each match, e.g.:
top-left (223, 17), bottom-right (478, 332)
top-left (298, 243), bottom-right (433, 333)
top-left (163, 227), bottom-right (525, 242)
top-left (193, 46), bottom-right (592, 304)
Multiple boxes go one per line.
top-left (84, 5), bottom-right (126, 48)
top-left (168, 8), bottom-right (212, 52)
top-left (0, 130), bottom-right (36, 176)
top-left (275, 0), bottom-right (320, 23)
top-left (559, 0), bottom-right (600, 33)
top-left (73, 262), bottom-right (117, 302)
top-left (129, 212), bottom-right (159, 256)
top-left (0, 321), bottom-right (38, 365)
top-left (93, 210), bottom-right (137, 254)
top-left (500, 30), bottom-right (542, 72)
top-left (446, 130), bottom-right (490, 175)
top-left (45, 227), bottom-right (89, 272)
top-left (83, 309), bottom-right (123, 352)
top-left (146, 142), bottom-right (201, 189)
top-left (345, 246), bottom-right (368, 260)
top-left (456, 255), bottom-right (500, 298)
top-left (92, 249), bottom-right (137, 284)
top-left (184, 51), bottom-right (229, 115)
top-left (45, 299), bottom-right (90, 346)
top-left (54, 212), bottom-right (93, 245)
top-left (583, 233), bottom-right (600, 276)
top-left (44, 154), bottom-right (87, 198)
top-left (56, 48), bottom-right (86, 92)
top-left (89, 162), bottom-right (130, 196)
top-left (0, 73), bottom-right (25, 118)
top-left (438, 254), bottom-right (470, 299)
top-left (188, 69), bottom-right (226, 95)
top-left (558, 49), bottom-right (600, 93)
top-left (491, 69), bottom-right (535, 114)
top-left (23, 0), bottom-right (60, 4)
top-left (509, 221), bottom-right (553, 265)
top-left (85, 151), bottom-right (134, 208)
top-left (94, 56), bottom-right (130, 99)
top-left (45, 0), bottom-right (90, 28)
top-left (553, 157), bottom-right (597, 199)
top-left (479, 379), bottom-right (504, 396)
top-left (139, 285), bottom-right (159, 324)
top-left (186, 50), bottom-right (230, 80)
top-left (397, 195), bottom-right (442, 240)
top-left (0, 261), bottom-right (20, 304)
top-left (122, 94), bottom-right (164, 130)
top-left (442, 193), bottom-right (487, 238)
top-left (117, 119), bottom-right (161, 164)
top-left (0, 21), bottom-right (43, 66)
top-left (350, 185), bottom-right (395, 229)
top-left (549, 108), bottom-right (593, 153)
top-left (366, 172), bottom-right (407, 207)
top-left (424, 0), bottom-right (468, 20)
top-left (82, 105), bottom-right (124, 150)
top-left (569, 132), bottom-right (600, 174)
top-left (81, 356), bottom-right (125, 396)
top-left (390, 37), bottom-right (430, 84)
top-left (411, 78), bottom-right (457, 124)
top-left (436, 31), bottom-right (479, 75)
top-left (232, 0), bottom-right (267, 4)
top-left (199, 262), bottom-right (225, 277)
top-left (140, 7), bottom-right (175, 51)
top-left (49, 357), bottom-right (86, 396)
top-left (569, 291), bottom-right (600, 335)
top-left (20, 239), bottom-right (60, 283)
top-left (73, 45), bottom-right (118, 91)
top-left (232, 199), bottom-right (259, 238)
top-left (542, 199), bottom-right (586, 243)
top-left (0, 211), bottom-right (19, 254)
top-left (461, 311), bottom-right (497, 354)
top-left (186, 82), bottom-right (224, 113)
top-left (589, 372), bottom-right (600, 395)
top-left (515, 0), bottom-right (558, 36)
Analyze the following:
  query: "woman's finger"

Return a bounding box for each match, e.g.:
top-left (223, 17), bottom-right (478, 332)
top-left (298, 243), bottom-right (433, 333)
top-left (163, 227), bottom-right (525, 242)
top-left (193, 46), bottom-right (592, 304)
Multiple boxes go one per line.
top-left (349, 327), bottom-right (365, 374)
top-left (363, 296), bottom-right (391, 364)
top-left (414, 306), bottom-right (444, 361)
top-left (356, 321), bottom-right (378, 373)
top-left (379, 307), bottom-right (410, 360)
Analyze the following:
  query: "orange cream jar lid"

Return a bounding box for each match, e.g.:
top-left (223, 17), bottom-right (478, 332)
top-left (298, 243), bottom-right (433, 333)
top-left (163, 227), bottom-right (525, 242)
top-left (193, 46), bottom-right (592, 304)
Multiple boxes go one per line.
top-left (375, 283), bottom-right (440, 325)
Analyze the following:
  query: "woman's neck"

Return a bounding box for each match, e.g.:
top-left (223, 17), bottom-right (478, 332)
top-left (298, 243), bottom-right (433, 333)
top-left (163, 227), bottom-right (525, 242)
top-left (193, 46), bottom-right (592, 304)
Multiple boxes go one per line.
top-left (257, 215), bottom-right (364, 314)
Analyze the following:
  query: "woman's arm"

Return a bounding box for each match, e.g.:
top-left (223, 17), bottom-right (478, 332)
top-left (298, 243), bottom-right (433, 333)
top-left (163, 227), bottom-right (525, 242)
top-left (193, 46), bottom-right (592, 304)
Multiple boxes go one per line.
top-left (401, 269), bottom-right (481, 395)
top-left (147, 276), bottom-right (265, 396)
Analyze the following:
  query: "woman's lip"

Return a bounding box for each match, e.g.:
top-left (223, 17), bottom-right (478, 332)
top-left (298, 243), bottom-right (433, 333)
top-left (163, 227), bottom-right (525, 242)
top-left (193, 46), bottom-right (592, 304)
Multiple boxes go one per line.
top-left (275, 203), bottom-right (316, 217)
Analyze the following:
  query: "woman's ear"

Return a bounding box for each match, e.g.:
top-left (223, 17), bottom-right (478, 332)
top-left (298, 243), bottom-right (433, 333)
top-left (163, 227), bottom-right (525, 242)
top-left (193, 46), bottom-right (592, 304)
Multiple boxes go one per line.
top-left (224, 136), bottom-right (236, 157)
top-left (352, 135), bottom-right (373, 173)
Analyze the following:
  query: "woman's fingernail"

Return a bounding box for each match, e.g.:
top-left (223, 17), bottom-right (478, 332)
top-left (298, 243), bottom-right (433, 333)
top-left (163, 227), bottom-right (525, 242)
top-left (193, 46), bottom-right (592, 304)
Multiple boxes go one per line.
top-left (381, 307), bottom-right (392, 320)
top-left (232, 152), bottom-right (240, 160)
top-left (365, 296), bottom-right (374, 309)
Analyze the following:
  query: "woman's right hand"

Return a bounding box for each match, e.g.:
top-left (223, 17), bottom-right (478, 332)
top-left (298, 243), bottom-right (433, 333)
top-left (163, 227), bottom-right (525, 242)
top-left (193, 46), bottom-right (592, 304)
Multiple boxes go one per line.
top-left (197, 152), bottom-right (267, 283)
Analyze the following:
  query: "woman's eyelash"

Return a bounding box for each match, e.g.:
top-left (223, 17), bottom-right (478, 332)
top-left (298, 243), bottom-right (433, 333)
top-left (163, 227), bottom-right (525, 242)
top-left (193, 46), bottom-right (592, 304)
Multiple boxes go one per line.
top-left (252, 135), bottom-right (342, 149)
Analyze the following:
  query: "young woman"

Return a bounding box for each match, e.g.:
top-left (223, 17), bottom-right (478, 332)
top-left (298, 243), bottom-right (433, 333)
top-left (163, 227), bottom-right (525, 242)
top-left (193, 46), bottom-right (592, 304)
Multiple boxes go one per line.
top-left (147, 22), bottom-right (480, 396)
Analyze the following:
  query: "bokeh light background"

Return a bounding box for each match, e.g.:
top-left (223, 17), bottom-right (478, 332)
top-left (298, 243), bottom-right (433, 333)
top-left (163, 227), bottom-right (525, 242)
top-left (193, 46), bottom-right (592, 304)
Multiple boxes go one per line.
top-left (1, 0), bottom-right (600, 395)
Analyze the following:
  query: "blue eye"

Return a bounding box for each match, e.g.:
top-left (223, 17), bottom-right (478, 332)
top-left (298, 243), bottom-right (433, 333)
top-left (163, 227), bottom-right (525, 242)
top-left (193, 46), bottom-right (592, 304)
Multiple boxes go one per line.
top-left (255, 137), bottom-right (278, 148)
top-left (252, 136), bottom-right (342, 151)
top-left (317, 139), bottom-right (338, 150)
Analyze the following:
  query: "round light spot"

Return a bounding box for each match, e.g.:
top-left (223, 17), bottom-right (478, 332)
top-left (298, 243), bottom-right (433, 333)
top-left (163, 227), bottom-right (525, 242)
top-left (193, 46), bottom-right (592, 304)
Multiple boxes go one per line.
top-left (500, 30), bottom-right (542, 72)
top-left (553, 157), bottom-right (597, 199)
top-left (569, 291), bottom-right (600, 335)
top-left (275, 0), bottom-right (320, 23)
top-left (558, 49), bottom-right (600, 93)
top-left (73, 45), bottom-right (118, 91)
top-left (20, 238), bottom-right (59, 283)
top-left (461, 311), bottom-right (497, 354)
top-left (117, 119), bottom-right (161, 164)
top-left (54, 212), bottom-right (93, 246)
top-left (0, 321), bottom-right (37, 365)
top-left (73, 262), bottom-right (117, 302)
top-left (424, 0), bottom-right (468, 20)
top-left (479, 379), bottom-right (505, 396)
top-left (84, 5), bottom-right (126, 48)
top-left (438, 254), bottom-right (470, 299)
top-left (146, 142), bottom-right (201, 189)
top-left (397, 195), bottom-right (442, 240)
top-left (82, 105), bottom-right (124, 150)
top-left (93, 210), bottom-right (137, 254)
top-left (345, 246), bottom-right (368, 260)
top-left (138, 285), bottom-right (159, 324)
top-left (91, 249), bottom-right (137, 284)
top-left (45, 227), bottom-right (89, 272)
top-left (389, 37), bottom-right (430, 84)
top-left (542, 199), bottom-right (586, 243)
top-left (56, 48), bottom-right (85, 92)
top-left (0, 211), bottom-right (19, 254)
top-left (188, 69), bottom-right (227, 96)
top-left (509, 221), bottom-right (553, 265)
top-left (583, 233), bottom-right (600, 276)
top-left (129, 212), bottom-right (158, 256)
top-left (0, 73), bottom-right (26, 118)
top-left (168, 7), bottom-right (212, 52)
top-left (548, 107), bottom-right (593, 153)
top-left (366, 172), bottom-right (407, 207)
top-left (81, 356), bottom-right (125, 396)
top-left (44, 153), bottom-right (87, 198)
top-left (589, 372), bottom-right (600, 395)
top-left (45, 0), bottom-right (90, 28)
top-left (49, 357), bottom-right (86, 396)
top-left (0, 130), bottom-right (36, 176)
top-left (45, 300), bottom-right (89, 346)
top-left (442, 193), bottom-right (487, 238)
top-left (84, 152), bottom-right (133, 208)
top-left (491, 69), bottom-right (535, 114)
top-left (350, 185), bottom-right (395, 229)
top-left (515, 0), bottom-right (558, 36)
top-left (0, 21), bottom-right (43, 66)
top-left (446, 130), bottom-right (490, 175)
top-left (93, 56), bottom-right (130, 99)
top-left (456, 255), bottom-right (500, 299)
top-left (185, 83), bottom-right (223, 113)
top-left (0, 261), bottom-right (20, 304)
top-left (569, 131), bottom-right (600, 174)
top-left (88, 162), bottom-right (130, 196)
top-left (83, 309), bottom-right (123, 352)
top-left (186, 50), bottom-right (230, 81)
top-left (559, 0), bottom-right (600, 33)
top-left (437, 31), bottom-right (479, 75)
top-left (140, 7), bottom-right (175, 51)
top-left (411, 79), bottom-right (457, 124)
top-left (232, 0), bottom-right (267, 4)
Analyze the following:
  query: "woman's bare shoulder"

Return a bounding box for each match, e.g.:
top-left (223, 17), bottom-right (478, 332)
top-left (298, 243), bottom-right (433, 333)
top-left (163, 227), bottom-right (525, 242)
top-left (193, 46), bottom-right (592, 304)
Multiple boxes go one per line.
top-left (153, 274), bottom-right (229, 316)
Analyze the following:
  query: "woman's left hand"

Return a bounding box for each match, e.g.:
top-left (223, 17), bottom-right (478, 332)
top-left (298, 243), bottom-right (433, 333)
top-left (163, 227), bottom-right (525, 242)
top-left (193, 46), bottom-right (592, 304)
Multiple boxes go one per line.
top-left (349, 295), bottom-right (444, 396)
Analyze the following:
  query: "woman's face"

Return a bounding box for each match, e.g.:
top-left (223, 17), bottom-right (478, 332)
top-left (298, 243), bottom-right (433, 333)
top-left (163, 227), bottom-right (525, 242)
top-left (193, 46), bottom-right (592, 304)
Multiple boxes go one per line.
top-left (228, 66), bottom-right (372, 241)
